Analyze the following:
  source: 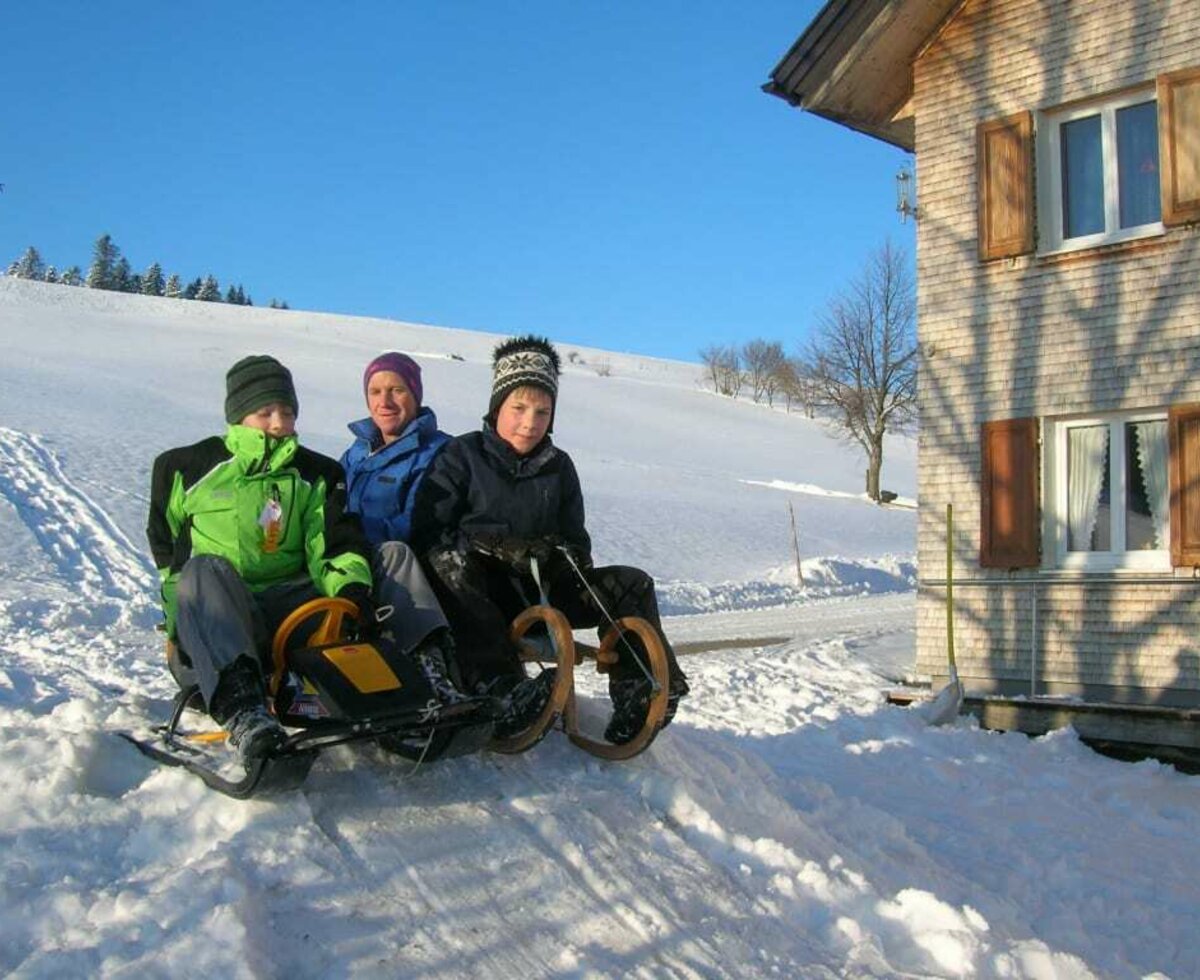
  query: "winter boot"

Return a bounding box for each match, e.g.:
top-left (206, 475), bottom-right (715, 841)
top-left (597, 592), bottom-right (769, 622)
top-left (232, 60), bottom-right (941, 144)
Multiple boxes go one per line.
top-left (493, 668), bottom-right (558, 739)
top-left (210, 656), bottom-right (286, 765)
top-left (605, 672), bottom-right (689, 744)
top-left (226, 705), bottom-right (287, 765)
top-left (413, 629), bottom-right (471, 708)
top-left (604, 675), bottom-right (654, 745)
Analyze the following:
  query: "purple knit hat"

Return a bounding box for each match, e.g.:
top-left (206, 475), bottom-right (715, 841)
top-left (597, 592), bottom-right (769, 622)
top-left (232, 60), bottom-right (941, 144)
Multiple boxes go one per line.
top-left (363, 352), bottom-right (423, 405)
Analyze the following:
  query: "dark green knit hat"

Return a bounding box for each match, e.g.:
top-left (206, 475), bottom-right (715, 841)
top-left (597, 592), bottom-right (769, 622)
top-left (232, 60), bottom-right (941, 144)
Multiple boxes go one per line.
top-left (224, 354), bottom-right (299, 424)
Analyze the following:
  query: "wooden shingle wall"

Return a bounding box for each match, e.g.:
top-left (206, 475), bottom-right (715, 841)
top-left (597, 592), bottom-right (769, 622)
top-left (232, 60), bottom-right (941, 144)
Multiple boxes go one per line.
top-left (911, 0), bottom-right (1200, 702)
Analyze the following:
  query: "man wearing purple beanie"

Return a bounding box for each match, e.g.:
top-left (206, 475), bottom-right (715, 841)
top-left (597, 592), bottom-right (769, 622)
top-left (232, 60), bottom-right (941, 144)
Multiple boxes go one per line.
top-left (341, 351), bottom-right (464, 705)
top-left (342, 351), bottom-right (449, 543)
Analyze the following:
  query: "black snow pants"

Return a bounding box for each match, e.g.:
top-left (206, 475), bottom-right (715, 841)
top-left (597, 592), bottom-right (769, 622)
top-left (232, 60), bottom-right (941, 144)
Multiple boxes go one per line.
top-left (422, 549), bottom-right (687, 696)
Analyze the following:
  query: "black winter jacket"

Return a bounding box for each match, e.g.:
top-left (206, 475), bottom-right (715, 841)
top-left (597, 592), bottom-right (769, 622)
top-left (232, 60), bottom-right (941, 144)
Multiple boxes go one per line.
top-left (411, 425), bottom-right (592, 565)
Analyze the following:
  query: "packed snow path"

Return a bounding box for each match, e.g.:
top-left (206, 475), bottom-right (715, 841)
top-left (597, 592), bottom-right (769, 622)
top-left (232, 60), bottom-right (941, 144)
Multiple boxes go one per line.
top-left (0, 427), bottom-right (156, 611)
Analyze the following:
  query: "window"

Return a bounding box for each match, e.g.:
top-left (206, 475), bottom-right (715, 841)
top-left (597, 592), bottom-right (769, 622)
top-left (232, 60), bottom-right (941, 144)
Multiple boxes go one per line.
top-left (978, 69), bottom-right (1200, 261)
top-left (1044, 411), bottom-right (1170, 571)
top-left (1038, 90), bottom-right (1163, 253)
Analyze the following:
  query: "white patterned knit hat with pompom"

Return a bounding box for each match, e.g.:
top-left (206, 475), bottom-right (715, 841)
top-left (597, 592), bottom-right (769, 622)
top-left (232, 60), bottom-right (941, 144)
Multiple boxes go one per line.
top-left (487, 335), bottom-right (561, 430)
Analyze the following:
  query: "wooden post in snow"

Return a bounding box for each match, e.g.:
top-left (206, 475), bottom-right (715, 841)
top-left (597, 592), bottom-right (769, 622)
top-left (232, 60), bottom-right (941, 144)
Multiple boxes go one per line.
top-left (788, 500), bottom-right (804, 587)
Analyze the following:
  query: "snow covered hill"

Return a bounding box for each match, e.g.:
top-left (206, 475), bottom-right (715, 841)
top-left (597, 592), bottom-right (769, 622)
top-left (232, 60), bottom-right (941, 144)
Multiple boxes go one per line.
top-left (2, 279), bottom-right (1198, 979)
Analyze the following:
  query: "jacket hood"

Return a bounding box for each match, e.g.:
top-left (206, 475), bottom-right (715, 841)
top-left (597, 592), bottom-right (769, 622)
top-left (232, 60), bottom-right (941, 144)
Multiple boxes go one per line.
top-left (224, 424), bottom-right (299, 472)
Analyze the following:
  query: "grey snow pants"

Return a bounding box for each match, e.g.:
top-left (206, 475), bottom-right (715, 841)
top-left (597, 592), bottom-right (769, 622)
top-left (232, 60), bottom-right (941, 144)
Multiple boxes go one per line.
top-left (174, 543), bottom-right (448, 708)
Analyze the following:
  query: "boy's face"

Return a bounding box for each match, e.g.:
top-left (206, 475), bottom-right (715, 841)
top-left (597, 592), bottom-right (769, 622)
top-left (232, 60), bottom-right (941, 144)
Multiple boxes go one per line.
top-left (495, 386), bottom-right (553, 456)
top-left (240, 401), bottom-right (297, 439)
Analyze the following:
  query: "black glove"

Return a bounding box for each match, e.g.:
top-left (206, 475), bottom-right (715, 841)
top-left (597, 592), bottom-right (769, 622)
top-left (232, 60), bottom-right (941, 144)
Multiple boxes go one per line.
top-left (469, 533), bottom-right (525, 568)
top-left (523, 536), bottom-right (558, 568)
top-left (470, 534), bottom-right (559, 572)
top-left (338, 583), bottom-right (379, 639)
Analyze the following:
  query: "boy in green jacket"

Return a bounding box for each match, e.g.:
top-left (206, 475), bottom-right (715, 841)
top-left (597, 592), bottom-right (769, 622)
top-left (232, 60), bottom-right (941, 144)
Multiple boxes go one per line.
top-left (146, 355), bottom-right (375, 763)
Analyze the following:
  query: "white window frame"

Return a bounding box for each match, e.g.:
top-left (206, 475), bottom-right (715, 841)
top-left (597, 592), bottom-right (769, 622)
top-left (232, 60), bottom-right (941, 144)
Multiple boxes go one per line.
top-left (1042, 409), bottom-right (1171, 572)
top-left (1037, 88), bottom-right (1164, 254)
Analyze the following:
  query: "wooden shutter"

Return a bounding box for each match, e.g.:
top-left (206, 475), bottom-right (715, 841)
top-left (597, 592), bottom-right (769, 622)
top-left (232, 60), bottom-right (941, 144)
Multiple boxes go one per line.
top-left (1159, 66), bottom-right (1200, 227)
top-left (980, 417), bottom-right (1039, 568)
top-left (1169, 403), bottom-right (1200, 565)
top-left (977, 112), bottom-right (1035, 261)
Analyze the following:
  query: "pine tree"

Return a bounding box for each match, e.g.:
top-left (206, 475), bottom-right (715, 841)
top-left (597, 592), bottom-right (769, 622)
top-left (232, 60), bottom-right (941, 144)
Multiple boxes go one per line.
top-left (129, 273), bottom-right (143, 294)
top-left (44, 265), bottom-right (58, 284)
top-left (6, 261), bottom-right (18, 276)
top-left (183, 277), bottom-right (202, 300)
top-left (15, 246), bottom-right (45, 280)
top-left (244, 293), bottom-right (253, 306)
top-left (164, 273), bottom-right (182, 298)
top-left (86, 234), bottom-right (120, 290)
top-left (61, 266), bottom-right (83, 286)
top-left (225, 283), bottom-right (238, 304)
top-left (197, 274), bottom-right (221, 302)
top-left (112, 257), bottom-right (133, 292)
top-left (142, 262), bottom-right (165, 297)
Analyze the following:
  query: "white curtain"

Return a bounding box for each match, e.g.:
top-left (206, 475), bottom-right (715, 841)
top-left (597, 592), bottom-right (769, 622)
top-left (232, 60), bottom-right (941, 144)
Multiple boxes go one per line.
top-left (1067, 425), bottom-right (1108, 551)
top-left (1134, 420), bottom-right (1169, 549)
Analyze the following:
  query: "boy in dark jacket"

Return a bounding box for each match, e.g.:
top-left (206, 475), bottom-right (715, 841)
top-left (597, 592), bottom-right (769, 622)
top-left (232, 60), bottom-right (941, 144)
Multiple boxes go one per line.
top-left (411, 336), bottom-right (689, 743)
top-left (147, 355), bottom-right (377, 763)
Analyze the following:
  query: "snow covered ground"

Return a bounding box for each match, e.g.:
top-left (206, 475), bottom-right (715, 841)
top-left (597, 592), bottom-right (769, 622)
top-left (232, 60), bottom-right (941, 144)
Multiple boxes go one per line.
top-left (1, 278), bottom-right (1197, 979)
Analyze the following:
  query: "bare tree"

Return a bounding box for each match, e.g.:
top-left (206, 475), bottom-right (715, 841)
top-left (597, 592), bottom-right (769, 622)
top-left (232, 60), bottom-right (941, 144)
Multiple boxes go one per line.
top-left (698, 344), bottom-right (744, 397)
top-left (743, 339), bottom-right (787, 404)
top-left (719, 345), bottom-right (744, 397)
top-left (803, 240), bottom-right (917, 501)
top-left (699, 344), bottom-right (724, 393)
top-left (773, 356), bottom-right (817, 416)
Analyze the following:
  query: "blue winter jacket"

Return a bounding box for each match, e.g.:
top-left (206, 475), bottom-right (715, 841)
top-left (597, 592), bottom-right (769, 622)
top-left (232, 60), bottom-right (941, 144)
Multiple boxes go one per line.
top-left (340, 407), bottom-right (451, 545)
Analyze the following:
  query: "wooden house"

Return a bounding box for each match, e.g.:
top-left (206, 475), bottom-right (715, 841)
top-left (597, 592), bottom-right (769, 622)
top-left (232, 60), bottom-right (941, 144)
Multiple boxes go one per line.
top-left (765, 0), bottom-right (1200, 753)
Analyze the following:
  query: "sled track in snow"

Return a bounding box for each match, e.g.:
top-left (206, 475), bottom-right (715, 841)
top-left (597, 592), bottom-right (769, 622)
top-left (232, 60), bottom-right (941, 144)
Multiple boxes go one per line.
top-left (0, 427), bottom-right (155, 606)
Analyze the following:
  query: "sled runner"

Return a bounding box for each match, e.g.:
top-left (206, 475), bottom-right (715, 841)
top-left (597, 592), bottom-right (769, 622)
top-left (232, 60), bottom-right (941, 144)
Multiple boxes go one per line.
top-left (488, 554), bottom-right (673, 761)
top-left (121, 597), bottom-right (498, 798)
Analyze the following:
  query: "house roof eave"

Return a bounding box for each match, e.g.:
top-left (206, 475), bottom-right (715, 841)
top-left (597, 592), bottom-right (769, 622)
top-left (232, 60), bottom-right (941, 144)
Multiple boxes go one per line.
top-left (761, 80), bottom-right (915, 150)
top-left (763, 0), bottom-right (965, 153)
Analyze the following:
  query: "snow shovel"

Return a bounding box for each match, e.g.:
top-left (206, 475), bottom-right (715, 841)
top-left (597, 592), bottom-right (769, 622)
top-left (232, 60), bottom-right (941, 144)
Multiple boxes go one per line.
top-left (922, 502), bottom-right (964, 725)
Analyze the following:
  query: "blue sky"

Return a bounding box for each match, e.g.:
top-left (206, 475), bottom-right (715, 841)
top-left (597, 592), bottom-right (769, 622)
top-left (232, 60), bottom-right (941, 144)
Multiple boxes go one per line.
top-left (0, 1), bottom-right (912, 362)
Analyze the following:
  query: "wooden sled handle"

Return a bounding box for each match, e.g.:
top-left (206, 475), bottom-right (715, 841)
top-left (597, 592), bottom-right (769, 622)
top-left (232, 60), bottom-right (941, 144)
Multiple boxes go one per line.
top-left (566, 616), bottom-right (670, 761)
top-left (489, 605), bottom-right (576, 754)
top-left (269, 596), bottom-right (359, 698)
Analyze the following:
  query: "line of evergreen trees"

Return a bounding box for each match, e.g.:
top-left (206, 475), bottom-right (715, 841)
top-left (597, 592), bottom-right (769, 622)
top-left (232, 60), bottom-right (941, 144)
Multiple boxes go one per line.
top-left (5, 234), bottom-right (290, 309)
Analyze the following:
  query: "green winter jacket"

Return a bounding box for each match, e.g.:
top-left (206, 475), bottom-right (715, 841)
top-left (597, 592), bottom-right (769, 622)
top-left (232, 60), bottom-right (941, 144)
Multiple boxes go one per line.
top-left (146, 424), bottom-right (372, 636)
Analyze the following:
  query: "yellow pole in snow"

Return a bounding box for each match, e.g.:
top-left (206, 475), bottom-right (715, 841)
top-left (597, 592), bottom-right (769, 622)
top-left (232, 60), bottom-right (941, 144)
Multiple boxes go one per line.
top-left (946, 502), bottom-right (956, 672)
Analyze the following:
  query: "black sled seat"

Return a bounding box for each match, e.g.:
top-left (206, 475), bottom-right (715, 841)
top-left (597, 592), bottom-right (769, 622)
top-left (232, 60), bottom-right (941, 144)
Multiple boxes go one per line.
top-left (265, 597), bottom-right (497, 755)
top-left (489, 604), bottom-right (671, 761)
